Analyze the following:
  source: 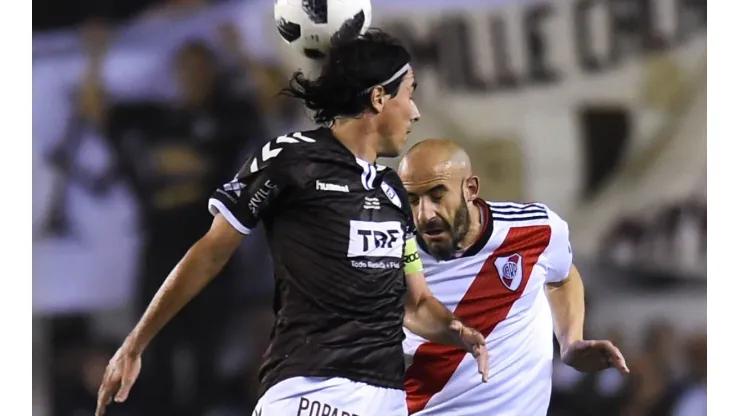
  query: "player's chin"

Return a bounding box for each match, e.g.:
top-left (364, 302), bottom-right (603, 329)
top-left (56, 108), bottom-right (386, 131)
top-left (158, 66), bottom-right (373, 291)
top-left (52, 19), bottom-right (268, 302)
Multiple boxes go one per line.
top-left (425, 239), bottom-right (456, 261)
top-left (379, 128), bottom-right (411, 157)
top-left (403, 127), bottom-right (412, 142)
top-left (379, 139), bottom-right (405, 158)
top-left (378, 148), bottom-right (401, 158)
top-left (396, 127), bottom-right (412, 148)
top-left (422, 231), bottom-right (451, 246)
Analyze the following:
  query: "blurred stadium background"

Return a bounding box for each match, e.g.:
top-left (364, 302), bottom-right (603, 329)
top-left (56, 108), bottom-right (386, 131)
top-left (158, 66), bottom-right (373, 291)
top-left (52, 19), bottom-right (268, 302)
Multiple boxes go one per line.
top-left (32, 0), bottom-right (707, 415)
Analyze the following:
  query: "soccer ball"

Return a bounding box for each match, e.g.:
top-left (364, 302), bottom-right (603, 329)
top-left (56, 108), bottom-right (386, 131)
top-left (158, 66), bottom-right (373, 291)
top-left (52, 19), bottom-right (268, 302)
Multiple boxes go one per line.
top-left (274, 0), bottom-right (372, 60)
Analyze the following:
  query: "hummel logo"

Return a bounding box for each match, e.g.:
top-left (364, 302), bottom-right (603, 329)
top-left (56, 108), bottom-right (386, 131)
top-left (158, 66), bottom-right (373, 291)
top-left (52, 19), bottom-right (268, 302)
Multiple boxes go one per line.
top-left (363, 197), bottom-right (380, 210)
top-left (316, 180), bottom-right (349, 193)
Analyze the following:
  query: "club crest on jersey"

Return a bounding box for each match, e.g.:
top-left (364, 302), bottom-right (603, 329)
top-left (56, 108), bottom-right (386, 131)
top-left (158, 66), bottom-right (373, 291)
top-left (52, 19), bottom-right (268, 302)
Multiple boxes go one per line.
top-left (493, 253), bottom-right (524, 291)
top-left (380, 181), bottom-right (403, 209)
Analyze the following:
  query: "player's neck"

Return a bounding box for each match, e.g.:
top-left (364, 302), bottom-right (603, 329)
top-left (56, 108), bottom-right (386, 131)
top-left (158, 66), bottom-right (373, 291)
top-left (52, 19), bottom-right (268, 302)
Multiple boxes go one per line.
top-left (331, 120), bottom-right (380, 163)
top-left (459, 201), bottom-right (484, 251)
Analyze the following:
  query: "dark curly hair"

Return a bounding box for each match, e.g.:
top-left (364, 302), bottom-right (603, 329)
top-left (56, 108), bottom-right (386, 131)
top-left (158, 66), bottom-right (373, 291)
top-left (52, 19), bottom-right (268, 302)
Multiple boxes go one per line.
top-left (281, 29), bottom-right (411, 125)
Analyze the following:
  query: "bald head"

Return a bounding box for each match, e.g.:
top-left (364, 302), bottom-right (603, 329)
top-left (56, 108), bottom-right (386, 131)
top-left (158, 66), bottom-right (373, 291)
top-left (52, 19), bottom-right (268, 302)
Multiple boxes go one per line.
top-left (398, 138), bottom-right (481, 261)
top-left (399, 139), bottom-right (472, 183)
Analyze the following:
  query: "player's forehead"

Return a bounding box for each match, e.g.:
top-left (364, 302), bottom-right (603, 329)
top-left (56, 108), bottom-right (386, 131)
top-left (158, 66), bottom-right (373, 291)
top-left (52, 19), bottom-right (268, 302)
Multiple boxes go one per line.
top-left (400, 159), bottom-right (459, 194)
top-left (401, 68), bottom-right (415, 87)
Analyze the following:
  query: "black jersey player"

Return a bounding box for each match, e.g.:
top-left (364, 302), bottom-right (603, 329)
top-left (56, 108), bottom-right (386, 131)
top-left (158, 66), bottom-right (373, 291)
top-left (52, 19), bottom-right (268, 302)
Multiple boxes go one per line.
top-left (96, 30), bottom-right (489, 416)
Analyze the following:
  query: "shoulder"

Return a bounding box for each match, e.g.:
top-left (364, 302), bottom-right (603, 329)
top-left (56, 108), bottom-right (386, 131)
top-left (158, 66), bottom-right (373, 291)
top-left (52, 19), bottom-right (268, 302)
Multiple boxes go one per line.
top-left (379, 166), bottom-right (405, 193)
top-left (484, 200), bottom-right (570, 250)
top-left (485, 201), bottom-right (572, 281)
top-left (486, 201), bottom-right (549, 220)
top-left (378, 166), bottom-right (412, 211)
top-left (238, 130), bottom-right (323, 177)
top-left (486, 201), bottom-right (567, 227)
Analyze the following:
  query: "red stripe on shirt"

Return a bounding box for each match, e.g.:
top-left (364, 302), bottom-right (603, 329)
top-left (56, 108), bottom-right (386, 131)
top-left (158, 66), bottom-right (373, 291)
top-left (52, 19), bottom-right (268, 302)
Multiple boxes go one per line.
top-left (405, 225), bottom-right (552, 413)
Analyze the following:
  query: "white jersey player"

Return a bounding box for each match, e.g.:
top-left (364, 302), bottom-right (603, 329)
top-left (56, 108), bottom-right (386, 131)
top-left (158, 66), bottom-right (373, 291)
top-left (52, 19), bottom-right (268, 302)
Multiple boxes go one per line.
top-left (397, 139), bottom-right (629, 415)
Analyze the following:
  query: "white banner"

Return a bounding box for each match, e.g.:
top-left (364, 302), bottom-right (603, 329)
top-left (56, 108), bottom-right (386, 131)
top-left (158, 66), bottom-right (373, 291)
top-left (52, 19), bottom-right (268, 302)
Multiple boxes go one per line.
top-left (271, 0), bottom-right (706, 213)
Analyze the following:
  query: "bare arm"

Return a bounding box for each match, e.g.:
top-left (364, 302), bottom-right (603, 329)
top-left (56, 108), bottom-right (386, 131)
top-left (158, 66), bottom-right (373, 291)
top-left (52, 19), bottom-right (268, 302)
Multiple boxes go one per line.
top-left (540, 207), bottom-right (627, 374)
top-left (97, 139), bottom-right (292, 415)
top-left (124, 214), bottom-right (243, 353)
top-left (546, 264), bottom-right (629, 374)
top-left (401, 238), bottom-right (489, 381)
top-left (545, 264), bottom-right (585, 351)
top-left (403, 270), bottom-right (461, 346)
top-left (401, 239), bottom-right (482, 349)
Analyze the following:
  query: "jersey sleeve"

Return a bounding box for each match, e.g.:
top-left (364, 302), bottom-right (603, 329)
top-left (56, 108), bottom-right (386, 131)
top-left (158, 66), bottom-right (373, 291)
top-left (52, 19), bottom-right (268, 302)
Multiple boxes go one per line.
top-left (389, 172), bottom-right (417, 240)
top-left (208, 140), bottom-right (296, 234)
top-left (403, 200), bottom-right (417, 241)
top-left (397, 177), bottom-right (424, 273)
top-left (380, 170), bottom-right (422, 273)
top-left (543, 206), bottom-right (573, 283)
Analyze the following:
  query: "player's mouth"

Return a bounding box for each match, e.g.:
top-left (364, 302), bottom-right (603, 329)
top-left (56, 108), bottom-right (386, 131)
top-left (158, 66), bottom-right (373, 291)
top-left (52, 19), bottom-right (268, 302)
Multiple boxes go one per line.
top-left (422, 229), bottom-right (446, 240)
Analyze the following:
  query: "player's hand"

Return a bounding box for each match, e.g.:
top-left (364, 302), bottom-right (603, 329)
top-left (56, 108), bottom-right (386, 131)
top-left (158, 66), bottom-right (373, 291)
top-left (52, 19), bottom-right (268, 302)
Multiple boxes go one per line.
top-left (561, 340), bottom-right (629, 375)
top-left (95, 344), bottom-right (142, 416)
top-left (450, 320), bottom-right (489, 382)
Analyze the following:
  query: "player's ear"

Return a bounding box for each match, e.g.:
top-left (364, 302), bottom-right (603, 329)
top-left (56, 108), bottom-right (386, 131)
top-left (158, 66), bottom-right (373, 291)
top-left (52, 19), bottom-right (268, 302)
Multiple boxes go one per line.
top-left (370, 86), bottom-right (387, 113)
top-left (465, 175), bottom-right (480, 201)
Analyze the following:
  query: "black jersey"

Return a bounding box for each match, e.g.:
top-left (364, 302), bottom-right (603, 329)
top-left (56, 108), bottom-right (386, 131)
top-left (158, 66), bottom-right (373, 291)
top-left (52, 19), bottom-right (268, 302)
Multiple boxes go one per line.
top-left (208, 127), bottom-right (415, 395)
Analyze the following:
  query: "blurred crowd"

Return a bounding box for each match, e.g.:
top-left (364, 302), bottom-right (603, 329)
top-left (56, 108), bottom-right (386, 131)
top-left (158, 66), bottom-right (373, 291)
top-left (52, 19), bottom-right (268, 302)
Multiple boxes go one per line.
top-left (35, 0), bottom-right (227, 31)
top-left (34, 1), bottom-right (706, 416)
top-left (551, 322), bottom-right (706, 416)
top-left (599, 197), bottom-right (707, 281)
top-left (47, 311), bottom-right (707, 416)
top-left (38, 2), bottom-right (301, 414)
top-left (47, 300), bottom-right (276, 416)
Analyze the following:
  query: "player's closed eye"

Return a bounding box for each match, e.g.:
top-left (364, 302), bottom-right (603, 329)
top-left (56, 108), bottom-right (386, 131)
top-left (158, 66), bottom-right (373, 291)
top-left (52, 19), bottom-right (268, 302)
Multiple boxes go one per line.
top-left (409, 195), bottom-right (443, 207)
top-left (427, 185), bottom-right (447, 203)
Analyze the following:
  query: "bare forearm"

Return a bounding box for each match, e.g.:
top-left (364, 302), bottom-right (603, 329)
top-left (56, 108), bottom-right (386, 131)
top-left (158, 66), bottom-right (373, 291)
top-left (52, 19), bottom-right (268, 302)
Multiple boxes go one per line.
top-left (126, 239), bottom-right (228, 352)
top-left (546, 265), bottom-right (585, 349)
top-left (404, 295), bottom-right (462, 347)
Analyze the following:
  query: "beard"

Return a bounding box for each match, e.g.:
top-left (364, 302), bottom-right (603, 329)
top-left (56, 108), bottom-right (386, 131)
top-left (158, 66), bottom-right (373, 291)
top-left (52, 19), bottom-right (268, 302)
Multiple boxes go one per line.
top-left (423, 194), bottom-right (471, 261)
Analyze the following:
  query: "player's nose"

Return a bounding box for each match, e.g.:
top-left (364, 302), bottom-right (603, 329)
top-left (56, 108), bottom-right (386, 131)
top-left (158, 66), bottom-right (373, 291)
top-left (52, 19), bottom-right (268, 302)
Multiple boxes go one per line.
top-left (410, 100), bottom-right (420, 122)
top-left (416, 198), bottom-right (435, 224)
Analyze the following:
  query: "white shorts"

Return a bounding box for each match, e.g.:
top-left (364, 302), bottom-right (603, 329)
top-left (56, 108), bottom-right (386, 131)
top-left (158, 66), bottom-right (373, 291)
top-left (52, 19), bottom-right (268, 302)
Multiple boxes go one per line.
top-left (252, 376), bottom-right (408, 416)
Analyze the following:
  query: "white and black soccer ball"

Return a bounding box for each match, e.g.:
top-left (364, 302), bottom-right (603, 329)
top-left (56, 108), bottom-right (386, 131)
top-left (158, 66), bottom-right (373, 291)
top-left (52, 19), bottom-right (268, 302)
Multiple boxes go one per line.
top-left (274, 0), bottom-right (372, 60)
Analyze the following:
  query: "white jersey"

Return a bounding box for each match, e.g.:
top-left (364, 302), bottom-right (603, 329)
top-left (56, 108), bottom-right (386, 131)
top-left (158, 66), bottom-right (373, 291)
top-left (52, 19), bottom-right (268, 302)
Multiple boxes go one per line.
top-left (403, 200), bottom-right (573, 415)
top-left (253, 376), bottom-right (407, 416)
